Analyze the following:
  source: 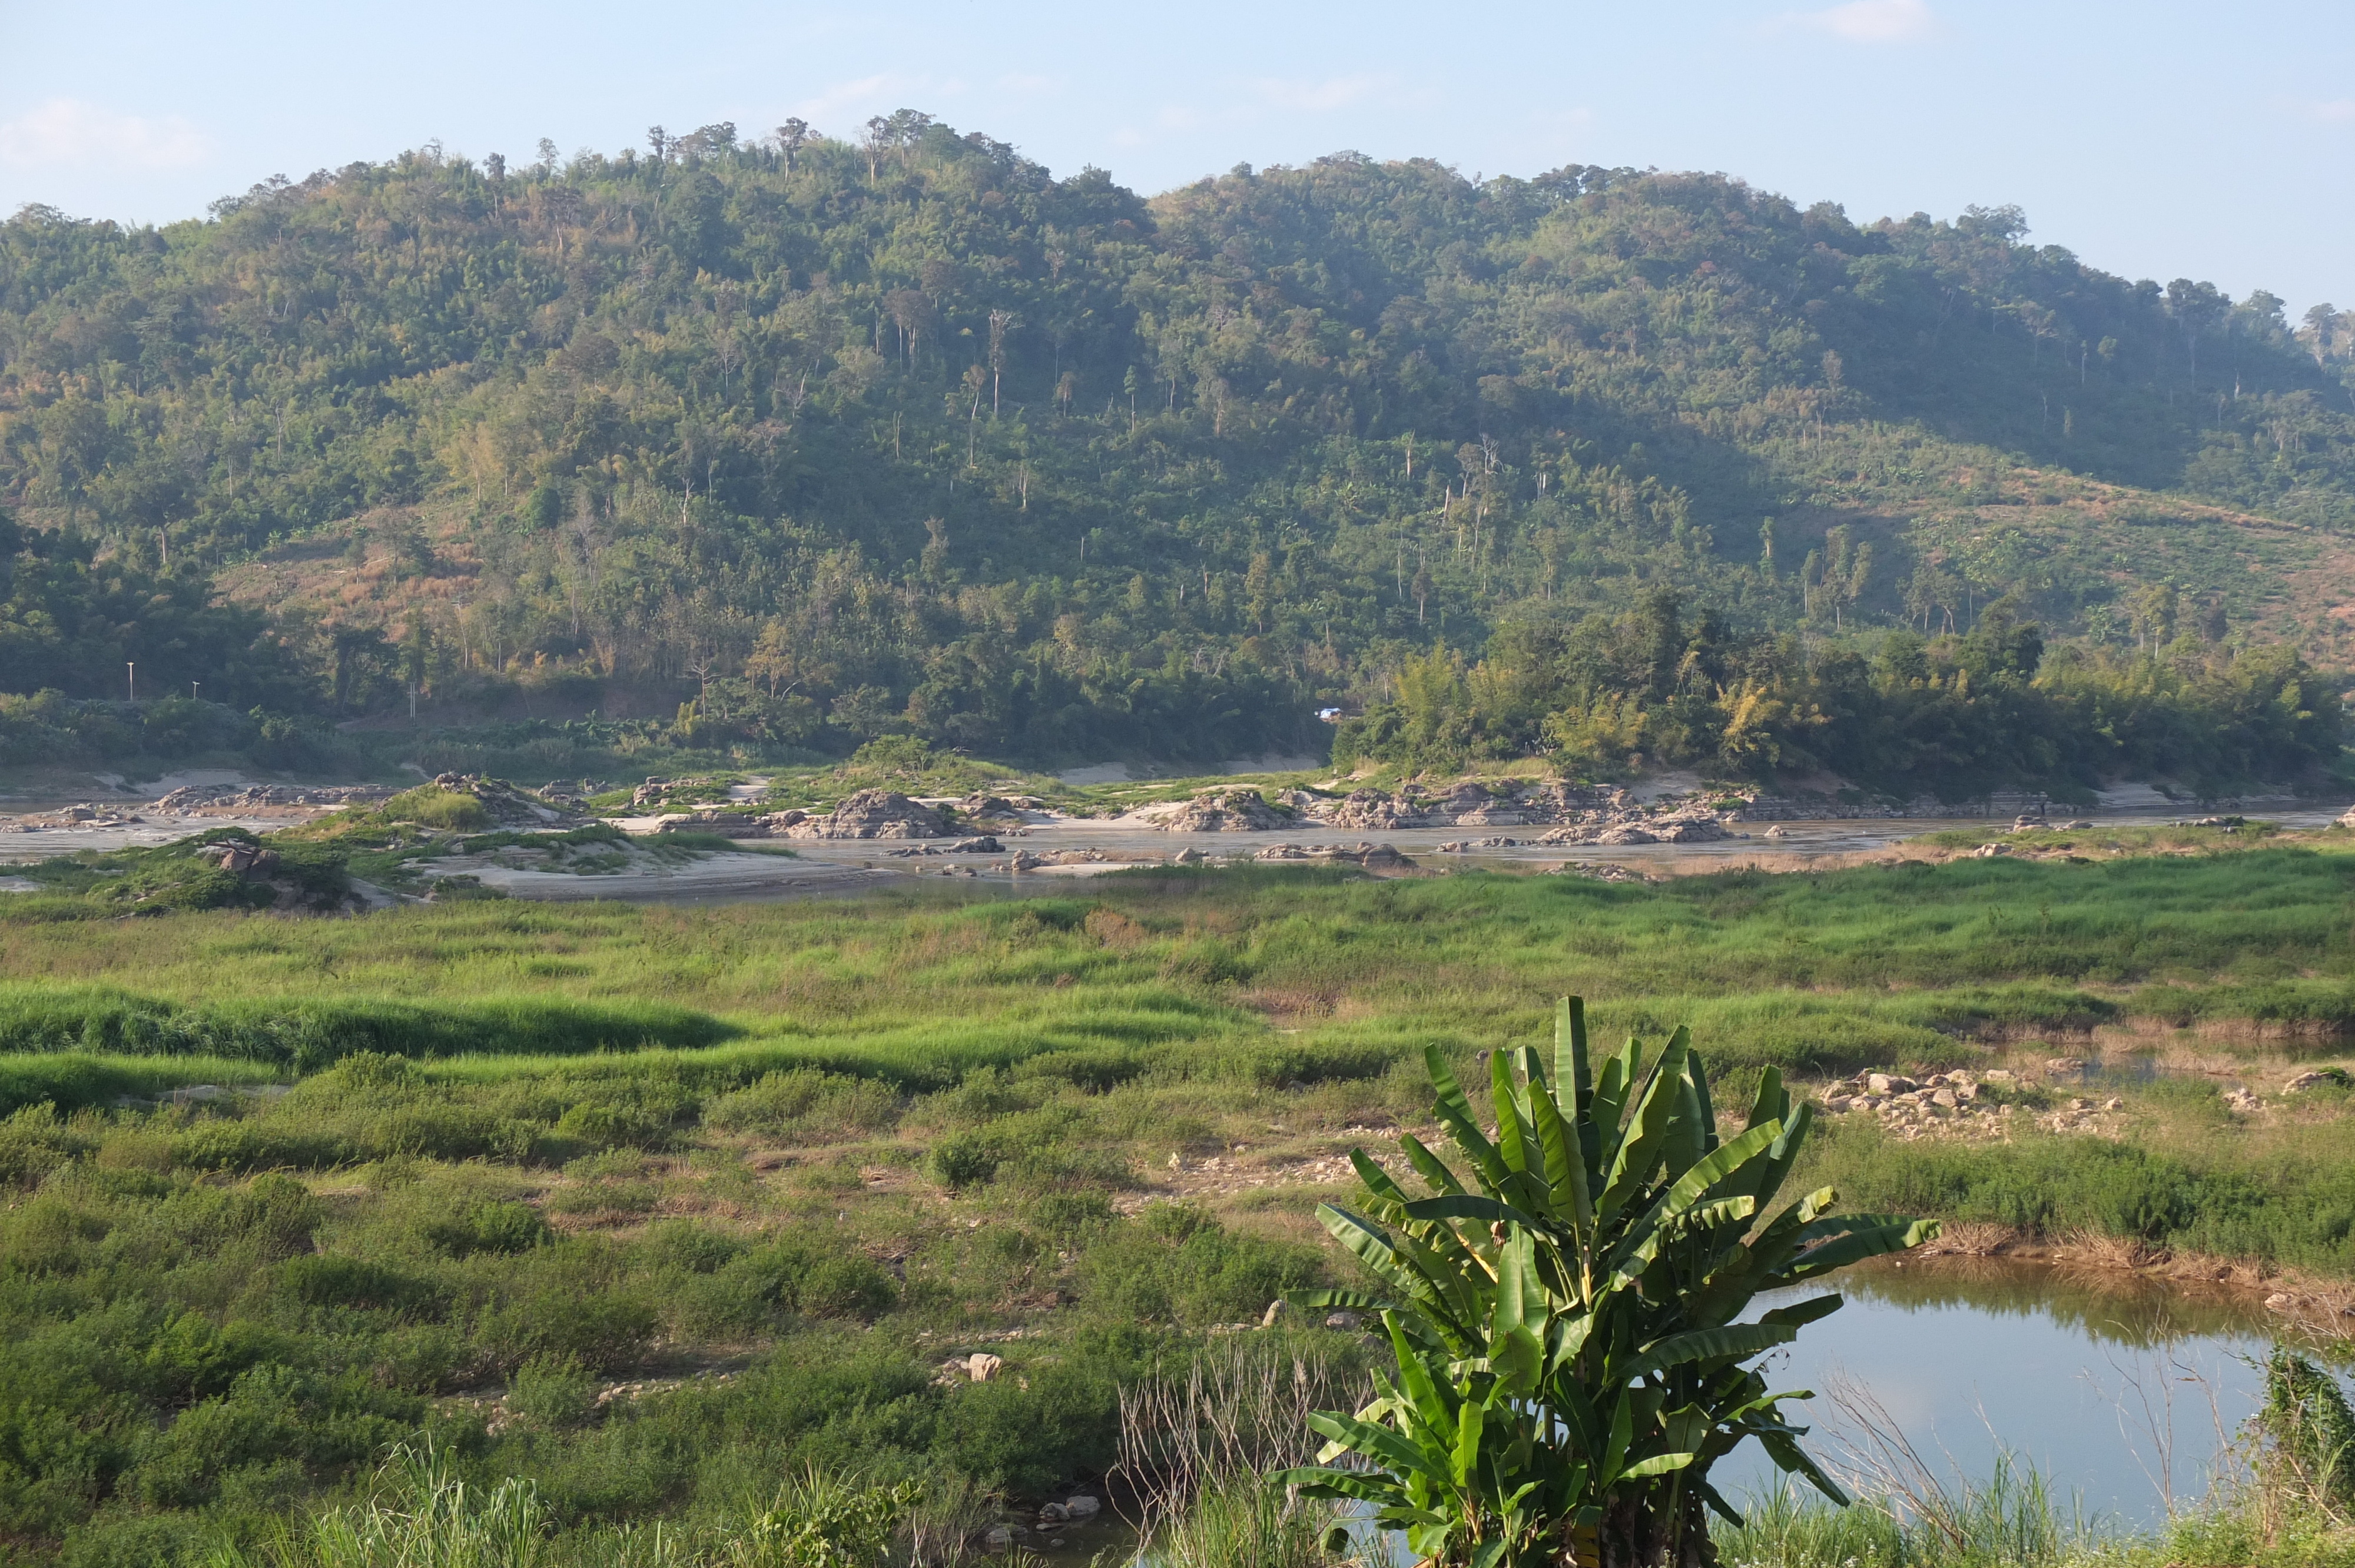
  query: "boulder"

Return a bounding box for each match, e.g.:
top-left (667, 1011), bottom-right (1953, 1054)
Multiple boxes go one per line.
top-left (964, 1353), bottom-right (1003, 1382)
top-left (1064, 1496), bottom-right (1102, 1521)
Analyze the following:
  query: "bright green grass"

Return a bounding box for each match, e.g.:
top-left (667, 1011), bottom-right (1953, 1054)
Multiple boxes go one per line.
top-left (2, 848), bottom-right (2351, 1111)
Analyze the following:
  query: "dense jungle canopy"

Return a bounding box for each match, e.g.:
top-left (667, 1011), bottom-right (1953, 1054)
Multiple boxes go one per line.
top-left (5, 113), bottom-right (2354, 791)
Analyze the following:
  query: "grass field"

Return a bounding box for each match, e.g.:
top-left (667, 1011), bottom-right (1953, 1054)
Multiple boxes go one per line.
top-left (7, 846), bottom-right (2355, 1563)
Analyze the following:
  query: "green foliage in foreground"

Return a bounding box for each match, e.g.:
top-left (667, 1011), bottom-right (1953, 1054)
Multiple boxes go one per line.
top-left (1281, 1005), bottom-right (1934, 1566)
top-left (0, 1046), bottom-right (1335, 1560)
top-left (6, 849), bottom-right (2355, 1561)
top-left (211, 1443), bottom-right (931, 1568)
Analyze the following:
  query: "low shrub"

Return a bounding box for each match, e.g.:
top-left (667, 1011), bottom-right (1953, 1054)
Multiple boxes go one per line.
top-left (508, 1354), bottom-right (601, 1429)
top-left (1076, 1204), bottom-right (1325, 1328)
top-left (421, 1200), bottom-right (549, 1257)
top-left (703, 1068), bottom-right (901, 1141)
top-left (379, 786), bottom-right (492, 830)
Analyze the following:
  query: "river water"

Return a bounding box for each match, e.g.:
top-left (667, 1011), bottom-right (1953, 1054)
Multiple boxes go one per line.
top-left (1720, 1256), bottom-right (2320, 1528)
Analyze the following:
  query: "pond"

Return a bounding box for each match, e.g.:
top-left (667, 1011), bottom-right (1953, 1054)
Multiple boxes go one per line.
top-left (1723, 1256), bottom-right (2328, 1527)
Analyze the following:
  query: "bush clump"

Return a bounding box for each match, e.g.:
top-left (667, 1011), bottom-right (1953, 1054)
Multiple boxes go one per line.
top-left (379, 785), bottom-right (491, 831)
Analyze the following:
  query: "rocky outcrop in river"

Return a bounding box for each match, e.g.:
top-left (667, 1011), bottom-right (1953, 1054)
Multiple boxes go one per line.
top-left (1150, 788), bottom-right (1297, 832)
top-left (777, 789), bottom-right (949, 839)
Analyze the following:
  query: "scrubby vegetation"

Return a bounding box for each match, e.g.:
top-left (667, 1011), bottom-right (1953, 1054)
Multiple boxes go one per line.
top-left (4, 848), bottom-right (2355, 1560)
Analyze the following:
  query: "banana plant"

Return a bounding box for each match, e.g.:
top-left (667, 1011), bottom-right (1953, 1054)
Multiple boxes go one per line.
top-left (1275, 998), bottom-right (1938, 1568)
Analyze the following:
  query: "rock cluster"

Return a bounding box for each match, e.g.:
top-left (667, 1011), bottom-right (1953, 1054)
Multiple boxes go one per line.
top-left (1151, 779), bottom-right (1746, 841)
top-left (1251, 841), bottom-right (1411, 869)
top-left (1813, 1065), bottom-right (2154, 1139)
top-left (776, 789), bottom-right (948, 839)
top-left (1819, 1069), bottom-right (2019, 1139)
top-left (152, 783), bottom-right (393, 812)
top-left (958, 793), bottom-right (1039, 822)
top-left (1535, 808), bottom-right (1729, 845)
top-left (629, 775), bottom-right (712, 809)
top-left (937, 1352), bottom-right (1003, 1384)
top-left (1306, 781), bottom-right (1608, 830)
top-left (884, 837), bottom-right (1003, 857)
top-left (2, 802), bottom-right (148, 830)
top-left (1152, 788), bottom-right (1297, 832)
top-left (999, 846), bottom-right (1175, 871)
top-left (654, 808), bottom-right (772, 836)
top-left (1728, 789), bottom-right (2053, 822)
top-left (423, 774), bottom-right (582, 828)
top-left (1325, 788), bottom-right (1420, 829)
top-left (1548, 862), bottom-right (1651, 883)
top-left (196, 841), bottom-right (280, 876)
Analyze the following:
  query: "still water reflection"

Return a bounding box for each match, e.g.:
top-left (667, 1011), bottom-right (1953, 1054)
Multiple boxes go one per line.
top-left (1726, 1257), bottom-right (2325, 1526)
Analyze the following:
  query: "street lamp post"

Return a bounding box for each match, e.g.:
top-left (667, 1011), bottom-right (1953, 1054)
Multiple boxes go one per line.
top-left (127, 662), bottom-right (135, 703)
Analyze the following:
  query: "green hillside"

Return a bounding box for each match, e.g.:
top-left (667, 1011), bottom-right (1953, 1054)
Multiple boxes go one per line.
top-left (5, 114), bottom-right (2354, 786)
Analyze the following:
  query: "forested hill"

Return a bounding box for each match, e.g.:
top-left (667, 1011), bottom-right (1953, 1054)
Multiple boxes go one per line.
top-left (4, 115), bottom-right (2355, 787)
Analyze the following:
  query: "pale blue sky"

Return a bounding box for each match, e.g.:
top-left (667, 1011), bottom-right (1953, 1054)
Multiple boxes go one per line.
top-left (4, 0), bottom-right (2349, 314)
